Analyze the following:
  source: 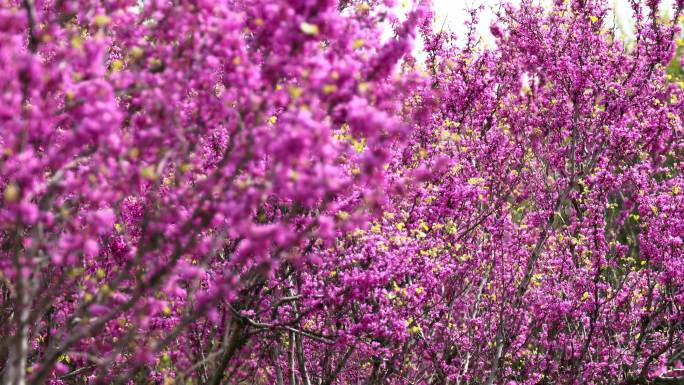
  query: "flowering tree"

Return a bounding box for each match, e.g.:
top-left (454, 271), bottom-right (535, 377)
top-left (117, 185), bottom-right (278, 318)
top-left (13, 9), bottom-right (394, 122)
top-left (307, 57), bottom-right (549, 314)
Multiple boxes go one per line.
top-left (0, 0), bottom-right (683, 384)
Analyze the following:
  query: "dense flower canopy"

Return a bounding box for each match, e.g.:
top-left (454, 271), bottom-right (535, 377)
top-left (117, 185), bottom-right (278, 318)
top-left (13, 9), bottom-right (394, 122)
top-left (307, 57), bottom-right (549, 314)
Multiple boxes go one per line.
top-left (0, 0), bottom-right (683, 384)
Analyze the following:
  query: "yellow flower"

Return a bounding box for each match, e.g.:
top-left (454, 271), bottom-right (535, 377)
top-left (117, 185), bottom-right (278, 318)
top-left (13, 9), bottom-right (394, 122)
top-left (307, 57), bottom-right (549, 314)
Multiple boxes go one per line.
top-left (94, 14), bottom-right (111, 26)
top-left (322, 84), bottom-right (338, 94)
top-left (111, 60), bottom-right (124, 72)
top-left (287, 85), bottom-right (303, 100)
top-left (140, 166), bottom-right (157, 180)
top-left (299, 22), bottom-right (319, 35)
top-left (129, 47), bottom-right (143, 61)
top-left (468, 177), bottom-right (485, 185)
top-left (3, 182), bottom-right (19, 203)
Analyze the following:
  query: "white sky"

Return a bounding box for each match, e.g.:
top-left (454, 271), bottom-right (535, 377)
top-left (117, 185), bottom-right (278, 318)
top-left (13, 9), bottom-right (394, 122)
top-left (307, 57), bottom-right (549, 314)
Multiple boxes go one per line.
top-left (430, 0), bottom-right (677, 43)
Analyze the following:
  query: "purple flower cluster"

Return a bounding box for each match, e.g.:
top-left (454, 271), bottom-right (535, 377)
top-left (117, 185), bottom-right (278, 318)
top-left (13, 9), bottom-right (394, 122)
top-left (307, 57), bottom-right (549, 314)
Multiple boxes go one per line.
top-left (0, 0), bottom-right (683, 384)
